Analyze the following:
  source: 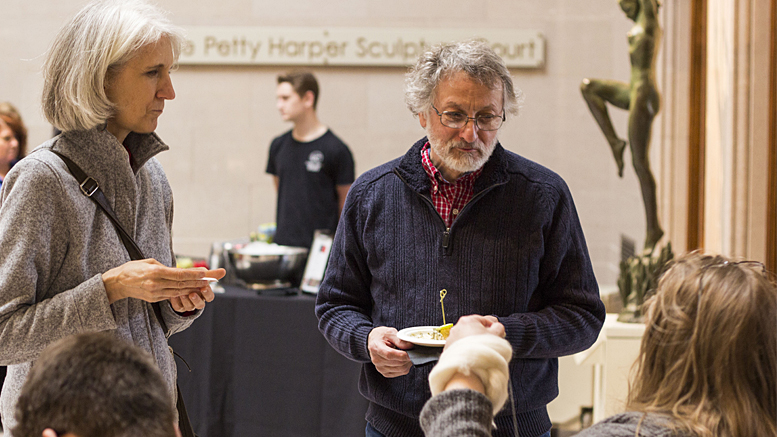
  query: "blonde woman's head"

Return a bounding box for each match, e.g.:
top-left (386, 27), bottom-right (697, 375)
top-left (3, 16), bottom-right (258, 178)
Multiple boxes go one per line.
top-left (628, 251), bottom-right (776, 437)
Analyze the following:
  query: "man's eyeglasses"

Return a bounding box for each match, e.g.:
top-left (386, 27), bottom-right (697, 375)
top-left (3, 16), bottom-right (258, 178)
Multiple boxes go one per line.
top-left (431, 104), bottom-right (505, 131)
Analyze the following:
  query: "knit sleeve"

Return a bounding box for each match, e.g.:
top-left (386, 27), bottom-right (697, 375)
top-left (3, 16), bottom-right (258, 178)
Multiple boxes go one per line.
top-left (499, 178), bottom-right (606, 358)
top-left (315, 181), bottom-right (375, 362)
top-left (0, 157), bottom-right (117, 365)
top-left (420, 389), bottom-right (494, 437)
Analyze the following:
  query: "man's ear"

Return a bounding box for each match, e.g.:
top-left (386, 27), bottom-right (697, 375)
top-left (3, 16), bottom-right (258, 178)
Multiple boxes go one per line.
top-left (419, 111), bottom-right (428, 129)
top-left (303, 90), bottom-right (315, 109)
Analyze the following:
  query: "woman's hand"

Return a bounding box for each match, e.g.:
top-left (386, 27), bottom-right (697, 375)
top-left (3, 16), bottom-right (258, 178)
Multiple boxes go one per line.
top-left (443, 314), bottom-right (505, 351)
top-left (168, 276), bottom-right (223, 312)
top-left (102, 259), bottom-right (225, 308)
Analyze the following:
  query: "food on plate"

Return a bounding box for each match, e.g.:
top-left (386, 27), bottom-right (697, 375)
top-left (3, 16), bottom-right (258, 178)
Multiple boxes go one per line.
top-left (408, 328), bottom-right (445, 341)
top-left (406, 323), bottom-right (454, 341)
top-left (397, 326), bottom-right (446, 346)
top-left (434, 323), bottom-right (453, 339)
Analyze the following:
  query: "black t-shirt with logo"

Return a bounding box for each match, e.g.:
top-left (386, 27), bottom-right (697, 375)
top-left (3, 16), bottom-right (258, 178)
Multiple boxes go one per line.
top-left (266, 129), bottom-right (355, 249)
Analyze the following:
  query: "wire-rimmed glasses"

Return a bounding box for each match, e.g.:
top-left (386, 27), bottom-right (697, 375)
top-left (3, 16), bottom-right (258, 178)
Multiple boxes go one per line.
top-left (431, 104), bottom-right (505, 131)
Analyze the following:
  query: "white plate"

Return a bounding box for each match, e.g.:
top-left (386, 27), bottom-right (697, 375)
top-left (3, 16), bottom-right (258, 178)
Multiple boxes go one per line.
top-left (200, 277), bottom-right (219, 282)
top-left (397, 326), bottom-right (446, 347)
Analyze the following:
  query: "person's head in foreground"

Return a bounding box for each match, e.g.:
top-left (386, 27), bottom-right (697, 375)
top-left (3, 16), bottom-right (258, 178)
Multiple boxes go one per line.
top-left (12, 332), bottom-right (180, 437)
top-left (628, 252), bottom-right (776, 436)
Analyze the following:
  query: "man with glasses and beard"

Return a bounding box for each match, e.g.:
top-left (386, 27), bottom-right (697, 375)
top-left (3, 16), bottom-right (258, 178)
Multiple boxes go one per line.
top-left (315, 40), bottom-right (605, 437)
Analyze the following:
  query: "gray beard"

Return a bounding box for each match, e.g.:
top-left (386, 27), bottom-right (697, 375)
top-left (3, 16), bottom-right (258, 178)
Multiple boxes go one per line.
top-left (427, 133), bottom-right (497, 175)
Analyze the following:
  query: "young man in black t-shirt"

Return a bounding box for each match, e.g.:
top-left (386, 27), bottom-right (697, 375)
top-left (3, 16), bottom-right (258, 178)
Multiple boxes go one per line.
top-left (266, 70), bottom-right (355, 250)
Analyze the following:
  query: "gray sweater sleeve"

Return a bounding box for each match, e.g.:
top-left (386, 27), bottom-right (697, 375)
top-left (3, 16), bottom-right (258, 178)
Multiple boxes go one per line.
top-left (0, 159), bottom-right (117, 365)
top-left (420, 389), bottom-right (494, 437)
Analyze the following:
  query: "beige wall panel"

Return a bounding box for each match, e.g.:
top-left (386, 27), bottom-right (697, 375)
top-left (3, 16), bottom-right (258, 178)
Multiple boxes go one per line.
top-left (744, 0), bottom-right (774, 263)
top-left (704, 0), bottom-right (773, 262)
top-left (658, 0), bottom-right (691, 255)
top-left (705, 0), bottom-right (735, 255)
top-left (732, 0), bottom-right (752, 256)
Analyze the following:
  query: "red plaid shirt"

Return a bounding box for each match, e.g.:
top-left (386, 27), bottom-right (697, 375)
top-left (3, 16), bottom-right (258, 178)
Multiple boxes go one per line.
top-left (420, 143), bottom-right (482, 228)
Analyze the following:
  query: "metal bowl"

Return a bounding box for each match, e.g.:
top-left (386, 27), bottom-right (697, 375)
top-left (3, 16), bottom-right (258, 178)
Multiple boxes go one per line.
top-left (228, 241), bottom-right (308, 285)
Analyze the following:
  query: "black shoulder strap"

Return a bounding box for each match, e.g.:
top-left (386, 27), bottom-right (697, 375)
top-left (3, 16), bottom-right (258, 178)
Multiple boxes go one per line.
top-left (50, 150), bottom-right (169, 333)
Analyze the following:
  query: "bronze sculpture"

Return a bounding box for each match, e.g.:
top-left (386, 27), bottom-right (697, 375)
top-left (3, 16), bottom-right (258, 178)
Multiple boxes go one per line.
top-left (581, 0), bottom-right (664, 253)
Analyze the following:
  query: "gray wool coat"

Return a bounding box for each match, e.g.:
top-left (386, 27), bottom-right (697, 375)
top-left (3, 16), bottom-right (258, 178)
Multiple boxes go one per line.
top-left (0, 127), bottom-right (199, 434)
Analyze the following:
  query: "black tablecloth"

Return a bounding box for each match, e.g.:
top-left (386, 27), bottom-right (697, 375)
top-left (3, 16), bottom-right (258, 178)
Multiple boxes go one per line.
top-left (169, 285), bottom-right (368, 437)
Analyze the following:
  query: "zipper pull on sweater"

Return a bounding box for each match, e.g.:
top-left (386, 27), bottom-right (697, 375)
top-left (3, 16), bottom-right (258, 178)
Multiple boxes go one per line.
top-left (442, 228), bottom-right (451, 249)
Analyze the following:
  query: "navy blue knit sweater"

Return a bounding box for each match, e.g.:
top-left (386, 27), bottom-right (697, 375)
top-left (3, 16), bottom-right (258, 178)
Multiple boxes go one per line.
top-left (316, 138), bottom-right (605, 437)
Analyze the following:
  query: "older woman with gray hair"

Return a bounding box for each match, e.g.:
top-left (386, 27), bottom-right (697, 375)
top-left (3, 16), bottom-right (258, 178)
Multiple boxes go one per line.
top-left (0, 1), bottom-right (223, 435)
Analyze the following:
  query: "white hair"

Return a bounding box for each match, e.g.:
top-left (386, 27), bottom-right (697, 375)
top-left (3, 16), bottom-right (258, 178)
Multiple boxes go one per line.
top-left (42, 0), bottom-right (185, 132)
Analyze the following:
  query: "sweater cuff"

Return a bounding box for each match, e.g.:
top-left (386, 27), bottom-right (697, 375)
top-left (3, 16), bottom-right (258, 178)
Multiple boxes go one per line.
top-left (160, 301), bottom-right (201, 335)
top-left (74, 274), bottom-right (118, 331)
top-left (355, 325), bottom-right (373, 361)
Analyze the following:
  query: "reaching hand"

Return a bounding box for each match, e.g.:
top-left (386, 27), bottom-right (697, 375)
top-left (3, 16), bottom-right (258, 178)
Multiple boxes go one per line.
top-left (444, 314), bottom-right (505, 351)
top-left (430, 314), bottom-right (512, 409)
top-left (367, 326), bottom-right (414, 378)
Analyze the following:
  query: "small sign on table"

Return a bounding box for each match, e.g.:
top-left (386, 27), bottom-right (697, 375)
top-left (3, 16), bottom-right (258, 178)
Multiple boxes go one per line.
top-left (300, 230), bottom-right (334, 294)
